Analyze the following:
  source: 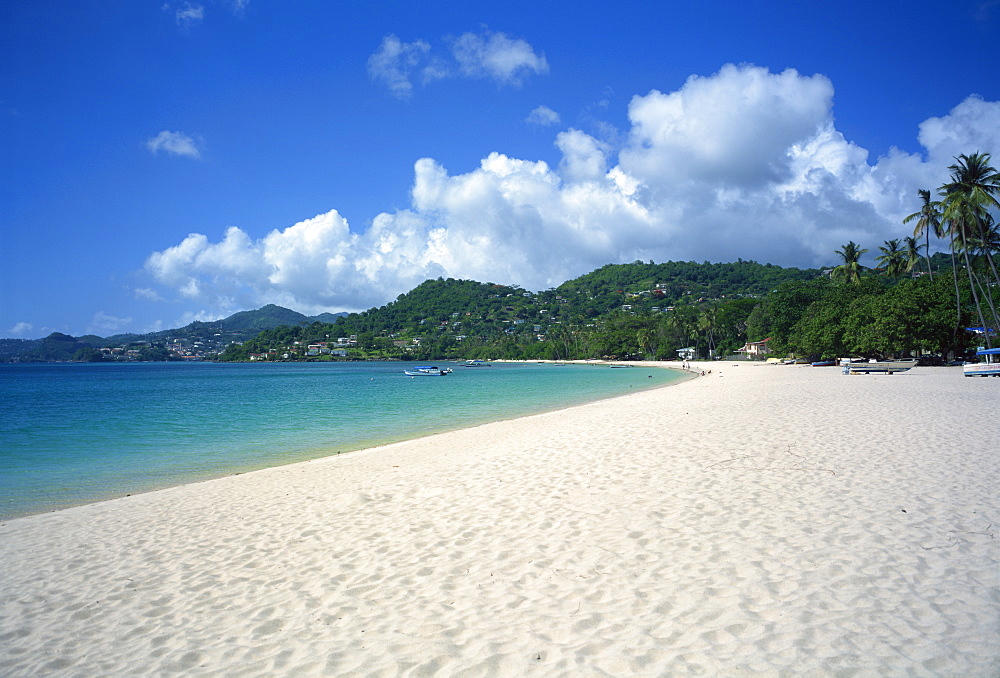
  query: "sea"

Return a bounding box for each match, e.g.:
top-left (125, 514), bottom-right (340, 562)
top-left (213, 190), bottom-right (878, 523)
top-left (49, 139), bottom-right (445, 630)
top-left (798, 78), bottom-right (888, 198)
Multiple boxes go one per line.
top-left (0, 361), bottom-right (684, 520)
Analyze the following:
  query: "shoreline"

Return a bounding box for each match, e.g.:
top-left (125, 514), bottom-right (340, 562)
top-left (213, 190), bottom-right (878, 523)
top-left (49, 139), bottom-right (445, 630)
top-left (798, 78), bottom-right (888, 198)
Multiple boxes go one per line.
top-left (0, 361), bottom-right (689, 521)
top-left (1, 362), bottom-right (997, 676)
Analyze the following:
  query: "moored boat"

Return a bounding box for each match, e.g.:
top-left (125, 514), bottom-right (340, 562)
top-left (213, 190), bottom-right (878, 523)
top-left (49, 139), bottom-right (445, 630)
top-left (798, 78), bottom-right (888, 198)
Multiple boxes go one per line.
top-left (458, 359), bottom-right (491, 367)
top-left (847, 359), bottom-right (917, 375)
top-left (404, 366), bottom-right (449, 376)
top-left (963, 348), bottom-right (1000, 377)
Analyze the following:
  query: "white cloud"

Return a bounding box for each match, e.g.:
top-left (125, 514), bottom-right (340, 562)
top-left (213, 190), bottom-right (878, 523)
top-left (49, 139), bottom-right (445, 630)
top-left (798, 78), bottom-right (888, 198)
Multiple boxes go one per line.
top-left (366, 35), bottom-right (435, 99)
top-left (526, 105), bottom-right (560, 126)
top-left (88, 311), bottom-right (133, 335)
top-left (620, 64), bottom-right (835, 190)
top-left (918, 95), bottom-right (1000, 164)
top-left (449, 30), bottom-right (548, 85)
top-left (7, 322), bottom-right (33, 338)
top-left (145, 63), bottom-right (999, 317)
top-left (146, 130), bottom-right (202, 159)
top-left (133, 287), bottom-right (165, 301)
top-left (556, 129), bottom-right (609, 183)
top-left (175, 3), bottom-right (204, 28)
top-left (368, 29), bottom-right (547, 98)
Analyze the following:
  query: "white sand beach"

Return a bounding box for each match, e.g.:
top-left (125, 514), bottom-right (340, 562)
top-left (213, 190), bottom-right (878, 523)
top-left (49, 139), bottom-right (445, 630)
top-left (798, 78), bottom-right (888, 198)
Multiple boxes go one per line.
top-left (1, 362), bottom-right (998, 677)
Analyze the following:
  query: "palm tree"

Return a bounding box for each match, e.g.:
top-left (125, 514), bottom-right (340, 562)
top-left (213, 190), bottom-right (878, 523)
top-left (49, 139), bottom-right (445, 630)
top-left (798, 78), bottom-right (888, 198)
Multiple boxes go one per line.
top-left (697, 306), bottom-right (719, 358)
top-left (876, 239), bottom-right (906, 277)
top-left (832, 241), bottom-right (868, 284)
top-left (636, 327), bottom-right (655, 359)
top-left (665, 306), bottom-right (698, 352)
top-left (970, 219), bottom-right (1000, 258)
top-left (941, 152), bottom-right (1000, 272)
top-left (938, 152), bottom-right (1000, 348)
top-left (903, 189), bottom-right (943, 279)
top-left (902, 236), bottom-right (922, 275)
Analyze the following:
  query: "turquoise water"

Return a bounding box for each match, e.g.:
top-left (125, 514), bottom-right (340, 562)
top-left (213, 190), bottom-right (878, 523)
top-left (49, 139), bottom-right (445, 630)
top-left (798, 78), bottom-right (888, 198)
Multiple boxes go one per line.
top-left (0, 361), bottom-right (683, 519)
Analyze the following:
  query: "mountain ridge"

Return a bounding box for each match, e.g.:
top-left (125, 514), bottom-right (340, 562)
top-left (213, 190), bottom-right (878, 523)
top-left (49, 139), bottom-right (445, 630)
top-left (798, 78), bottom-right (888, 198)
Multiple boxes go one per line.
top-left (1, 306), bottom-right (349, 361)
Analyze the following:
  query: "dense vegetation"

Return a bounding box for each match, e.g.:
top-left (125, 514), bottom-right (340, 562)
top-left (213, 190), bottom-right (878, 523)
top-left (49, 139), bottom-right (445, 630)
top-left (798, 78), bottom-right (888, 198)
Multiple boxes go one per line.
top-left (18, 333), bottom-right (97, 362)
top-left (215, 260), bottom-right (822, 362)
top-left (746, 275), bottom-right (969, 359)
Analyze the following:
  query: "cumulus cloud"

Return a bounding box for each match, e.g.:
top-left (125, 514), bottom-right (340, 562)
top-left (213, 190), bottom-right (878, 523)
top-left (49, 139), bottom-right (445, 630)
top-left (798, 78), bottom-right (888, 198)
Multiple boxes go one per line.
top-left (526, 105), bottom-right (560, 126)
top-left (368, 29), bottom-right (547, 98)
top-left (620, 64), bottom-right (835, 189)
top-left (918, 95), bottom-right (1000, 164)
top-left (145, 64), bottom-right (999, 318)
top-left (556, 129), bottom-right (610, 183)
top-left (146, 130), bottom-right (202, 159)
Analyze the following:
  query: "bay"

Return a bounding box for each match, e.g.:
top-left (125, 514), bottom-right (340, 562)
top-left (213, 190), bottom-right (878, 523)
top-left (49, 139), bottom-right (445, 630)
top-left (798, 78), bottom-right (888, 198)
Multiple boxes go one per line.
top-left (0, 361), bottom-right (683, 519)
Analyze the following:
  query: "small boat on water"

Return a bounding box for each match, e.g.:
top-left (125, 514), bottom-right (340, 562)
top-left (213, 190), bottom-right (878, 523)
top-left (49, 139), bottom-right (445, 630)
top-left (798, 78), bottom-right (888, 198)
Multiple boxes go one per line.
top-left (458, 359), bottom-right (491, 367)
top-left (963, 348), bottom-right (1000, 377)
top-left (404, 366), bottom-right (450, 376)
top-left (846, 359), bottom-right (918, 375)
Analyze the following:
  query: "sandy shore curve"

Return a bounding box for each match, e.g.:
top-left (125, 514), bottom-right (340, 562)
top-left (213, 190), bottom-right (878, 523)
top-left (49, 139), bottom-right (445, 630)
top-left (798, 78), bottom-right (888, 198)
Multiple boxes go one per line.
top-left (1, 362), bottom-right (997, 676)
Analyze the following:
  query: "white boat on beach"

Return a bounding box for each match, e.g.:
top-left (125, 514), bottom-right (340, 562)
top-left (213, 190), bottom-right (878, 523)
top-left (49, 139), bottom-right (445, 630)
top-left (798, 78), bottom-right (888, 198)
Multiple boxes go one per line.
top-left (963, 348), bottom-right (1000, 377)
top-left (404, 366), bottom-right (450, 376)
top-left (845, 359), bottom-right (917, 375)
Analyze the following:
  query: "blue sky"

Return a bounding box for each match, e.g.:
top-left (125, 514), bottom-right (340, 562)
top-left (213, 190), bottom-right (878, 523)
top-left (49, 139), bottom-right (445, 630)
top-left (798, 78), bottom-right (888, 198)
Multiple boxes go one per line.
top-left (2, 0), bottom-right (998, 339)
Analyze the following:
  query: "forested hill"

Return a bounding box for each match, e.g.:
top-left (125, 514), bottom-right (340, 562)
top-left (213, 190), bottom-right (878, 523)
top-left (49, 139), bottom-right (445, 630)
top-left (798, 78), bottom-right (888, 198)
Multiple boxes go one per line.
top-left (225, 259), bottom-right (827, 361)
top-left (328, 260), bottom-right (821, 337)
top-left (559, 260), bottom-right (822, 299)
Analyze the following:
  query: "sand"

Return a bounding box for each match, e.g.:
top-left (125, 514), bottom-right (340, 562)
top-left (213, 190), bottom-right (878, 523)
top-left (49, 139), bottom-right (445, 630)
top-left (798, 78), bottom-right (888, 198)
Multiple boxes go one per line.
top-left (1, 362), bottom-right (997, 677)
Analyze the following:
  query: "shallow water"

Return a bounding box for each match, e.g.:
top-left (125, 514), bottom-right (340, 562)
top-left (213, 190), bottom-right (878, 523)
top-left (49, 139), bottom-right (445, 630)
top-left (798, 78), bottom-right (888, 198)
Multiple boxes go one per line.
top-left (0, 361), bottom-right (682, 518)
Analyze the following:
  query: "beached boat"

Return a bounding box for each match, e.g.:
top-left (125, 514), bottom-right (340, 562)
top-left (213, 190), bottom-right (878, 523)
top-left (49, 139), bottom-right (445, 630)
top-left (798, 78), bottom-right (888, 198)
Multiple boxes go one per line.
top-left (458, 359), bottom-right (491, 367)
top-left (811, 360), bottom-right (836, 367)
top-left (404, 366), bottom-right (449, 376)
top-left (963, 348), bottom-right (1000, 377)
top-left (846, 359), bottom-right (918, 375)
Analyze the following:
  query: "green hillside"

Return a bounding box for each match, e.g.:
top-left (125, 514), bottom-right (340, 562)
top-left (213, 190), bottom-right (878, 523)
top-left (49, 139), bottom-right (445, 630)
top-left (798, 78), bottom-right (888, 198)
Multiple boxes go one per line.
top-left (222, 260), bottom-right (826, 362)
